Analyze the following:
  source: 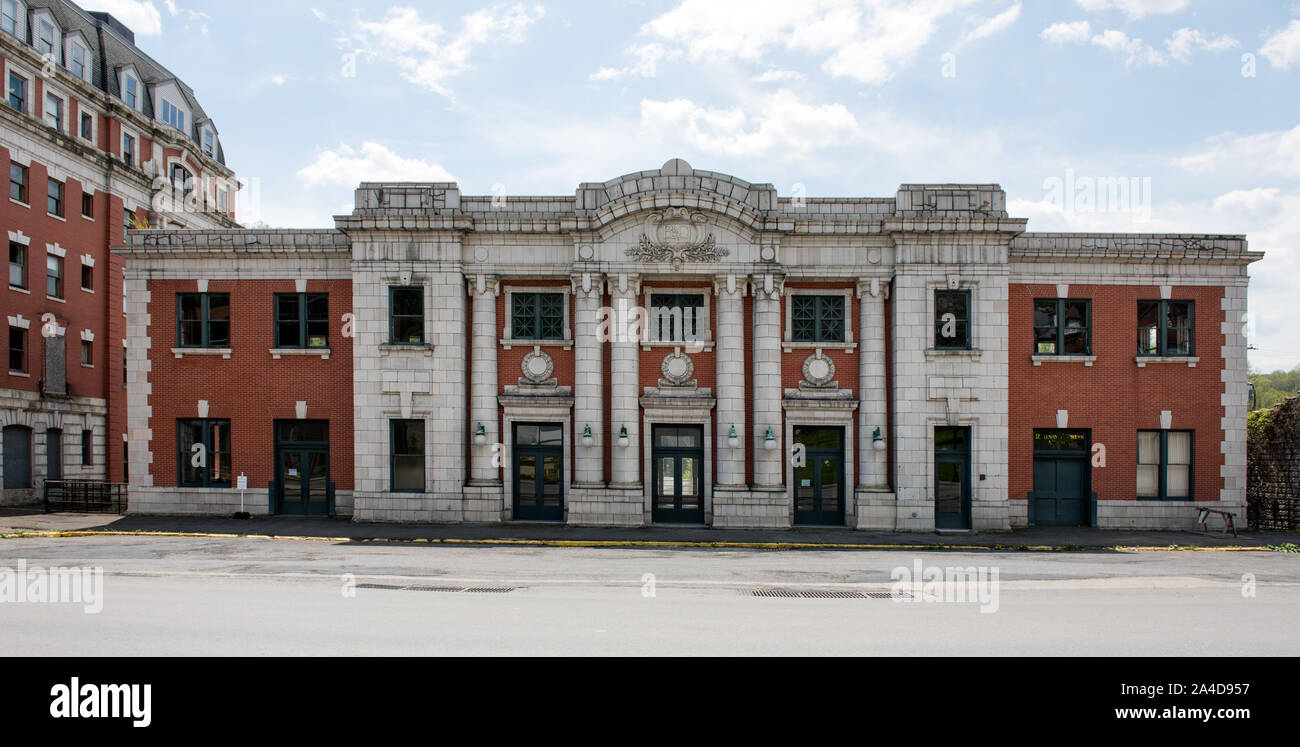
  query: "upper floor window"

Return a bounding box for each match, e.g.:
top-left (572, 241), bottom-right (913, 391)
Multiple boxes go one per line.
top-left (80, 339), bottom-right (92, 366)
top-left (1034, 299), bottom-right (1091, 355)
top-left (124, 75), bottom-right (138, 109)
top-left (46, 178), bottom-right (63, 217)
top-left (1137, 300), bottom-right (1194, 357)
top-left (122, 134), bottom-right (135, 167)
top-left (178, 419), bottom-right (231, 488)
top-left (9, 163), bottom-right (27, 203)
top-left (8, 71), bottom-right (26, 113)
top-left (170, 163), bottom-right (193, 195)
top-left (8, 241), bottom-right (24, 288)
top-left (217, 187), bottom-right (228, 213)
top-left (649, 293), bottom-right (705, 342)
top-left (44, 92), bottom-right (62, 131)
top-left (160, 98), bottom-right (185, 132)
top-left (8, 326), bottom-right (24, 372)
top-left (46, 254), bottom-right (62, 298)
top-left (69, 43), bottom-right (86, 79)
top-left (203, 129), bottom-right (215, 157)
top-left (511, 292), bottom-right (564, 340)
top-left (934, 289), bottom-right (971, 350)
top-left (275, 293), bottom-right (329, 349)
top-left (35, 19), bottom-right (54, 56)
top-left (388, 287), bottom-right (424, 344)
top-left (80, 192), bottom-right (93, 219)
top-left (80, 262), bottom-right (92, 290)
top-left (79, 111), bottom-right (93, 140)
top-left (791, 295), bottom-right (845, 343)
top-left (1, 0), bottom-right (17, 36)
top-left (176, 292), bottom-right (231, 348)
top-left (1137, 430), bottom-right (1192, 500)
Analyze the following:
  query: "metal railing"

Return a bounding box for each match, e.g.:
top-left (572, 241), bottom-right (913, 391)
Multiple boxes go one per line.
top-left (43, 480), bottom-right (129, 514)
top-left (1248, 496), bottom-right (1300, 531)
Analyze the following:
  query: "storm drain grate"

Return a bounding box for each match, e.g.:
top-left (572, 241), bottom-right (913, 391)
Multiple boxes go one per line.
top-left (358, 584), bottom-right (517, 594)
top-left (753, 589), bottom-right (910, 600)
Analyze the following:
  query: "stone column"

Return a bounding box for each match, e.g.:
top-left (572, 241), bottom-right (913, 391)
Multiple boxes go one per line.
top-left (572, 272), bottom-right (605, 487)
top-left (467, 274), bottom-right (500, 486)
top-left (609, 274), bottom-right (642, 488)
top-left (713, 274), bottom-right (747, 487)
top-left (857, 278), bottom-right (890, 490)
top-left (751, 274), bottom-right (784, 489)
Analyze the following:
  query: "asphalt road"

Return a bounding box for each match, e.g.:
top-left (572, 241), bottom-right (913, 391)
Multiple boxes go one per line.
top-left (1, 536), bottom-right (1297, 656)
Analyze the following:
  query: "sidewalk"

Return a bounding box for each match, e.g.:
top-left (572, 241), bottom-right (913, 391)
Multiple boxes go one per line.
top-left (0, 508), bottom-right (1293, 550)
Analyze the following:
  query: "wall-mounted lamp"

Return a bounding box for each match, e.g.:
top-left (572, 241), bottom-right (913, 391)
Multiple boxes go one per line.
top-left (617, 425), bottom-right (630, 449)
top-left (764, 427), bottom-right (778, 450)
top-left (474, 423), bottom-right (487, 446)
top-left (872, 426), bottom-right (886, 451)
top-left (728, 425), bottom-right (740, 449)
top-left (582, 424), bottom-right (594, 448)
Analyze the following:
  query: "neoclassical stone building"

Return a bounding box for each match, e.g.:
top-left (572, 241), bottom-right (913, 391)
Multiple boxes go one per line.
top-left (117, 159), bottom-right (1258, 531)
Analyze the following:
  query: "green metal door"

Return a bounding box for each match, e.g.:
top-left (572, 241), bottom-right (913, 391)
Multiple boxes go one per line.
top-left (275, 421), bottom-right (330, 516)
top-left (514, 424), bottom-right (564, 521)
top-left (794, 427), bottom-right (845, 526)
top-left (935, 427), bottom-right (971, 530)
top-left (1032, 430), bottom-right (1089, 526)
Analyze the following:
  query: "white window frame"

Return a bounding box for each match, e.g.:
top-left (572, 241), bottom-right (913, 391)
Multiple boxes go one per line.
top-left (120, 127), bottom-right (137, 167)
top-left (160, 98), bottom-right (185, 132)
top-left (120, 67), bottom-right (140, 111)
top-left (1, 0), bottom-right (24, 40)
top-left (6, 61), bottom-right (33, 115)
top-left (43, 86), bottom-right (68, 134)
top-left (925, 278), bottom-right (982, 358)
top-left (201, 127), bottom-right (215, 158)
top-left (65, 35), bottom-right (91, 83)
top-left (782, 286), bottom-right (856, 351)
top-left (33, 13), bottom-right (58, 58)
top-left (501, 284), bottom-right (573, 348)
top-left (78, 106), bottom-right (97, 144)
top-left (642, 286), bottom-right (713, 348)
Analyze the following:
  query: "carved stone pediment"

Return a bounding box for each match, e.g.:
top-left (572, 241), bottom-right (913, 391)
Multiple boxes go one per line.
top-left (626, 208), bottom-right (730, 269)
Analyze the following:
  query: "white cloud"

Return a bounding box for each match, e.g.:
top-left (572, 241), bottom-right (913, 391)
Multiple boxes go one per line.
top-left (595, 0), bottom-right (980, 86)
top-left (1178, 124), bottom-right (1300, 179)
top-left (639, 90), bottom-right (861, 159)
top-left (1091, 29), bottom-right (1167, 66)
top-left (752, 69), bottom-right (806, 83)
top-left (1074, 0), bottom-right (1189, 19)
top-left (1164, 28), bottom-right (1238, 63)
top-left (297, 142), bottom-right (457, 188)
top-left (1261, 19), bottom-right (1300, 71)
top-left (164, 1), bottom-right (210, 35)
top-left (350, 4), bottom-right (545, 96)
top-left (1041, 21), bottom-right (1091, 44)
top-left (590, 43), bottom-right (679, 81)
top-left (90, 0), bottom-right (163, 35)
top-left (964, 2), bottom-right (1021, 43)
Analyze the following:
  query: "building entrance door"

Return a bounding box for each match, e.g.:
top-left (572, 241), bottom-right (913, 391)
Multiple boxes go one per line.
top-left (652, 425), bottom-right (704, 524)
top-left (794, 427), bottom-right (845, 526)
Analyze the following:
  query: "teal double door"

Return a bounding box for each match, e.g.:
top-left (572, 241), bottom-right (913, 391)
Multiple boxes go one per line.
top-left (513, 423), bottom-right (564, 522)
top-left (653, 426), bottom-right (704, 524)
top-left (1032, 430), bottom-right (1090, 527)
top-left (276, 421), bottom-right (330, 516)
top-left (794, 427), bottom-right (845, 526)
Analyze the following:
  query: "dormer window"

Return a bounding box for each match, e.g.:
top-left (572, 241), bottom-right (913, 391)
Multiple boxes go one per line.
top-left (36, 19), bottom-right (54, 56)
top-left (1, 0), bottom-right (19, 36)
top-left (160, 99), bottom-right (185, 132)
top-left (203, 129), bottom-right (214, 157)
top-left (68, 42), bottom-right (87, 80)
top-left (124, 74), bottom-right (138, 109)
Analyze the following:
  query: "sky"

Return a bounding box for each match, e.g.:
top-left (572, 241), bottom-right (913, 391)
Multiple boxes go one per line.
top-left (89, 0), bottom-right (1300, 371)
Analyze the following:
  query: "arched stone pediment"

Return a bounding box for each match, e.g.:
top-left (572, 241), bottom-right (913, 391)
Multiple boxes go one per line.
top-left (578, 159), bottom-right (777, 234)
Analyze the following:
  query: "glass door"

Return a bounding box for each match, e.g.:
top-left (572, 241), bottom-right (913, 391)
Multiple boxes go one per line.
top-left (514, 424), bottom-right (564, 521)
top-left (935, 427), bottom-right (971, 530)
top-left (794, 427), bottom-right (845, 526)
top-left (275, 421), bottom-right (330, 516)
top-left (652, 426), bottom-right (704, 524)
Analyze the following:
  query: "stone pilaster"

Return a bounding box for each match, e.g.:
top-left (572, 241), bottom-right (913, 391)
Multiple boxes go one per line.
top-left (572, 272), bottom-right (606, 487)
top-left (467, 274), bottom-right (500, 486)
top-left (856, 278), bottom-right (890, 490)
top-left (609, 273), bottom-right (642, 488)
top-left (713, 274), bottom-right (747, 487)
top-left (751, 273), bottom-right (784, 490)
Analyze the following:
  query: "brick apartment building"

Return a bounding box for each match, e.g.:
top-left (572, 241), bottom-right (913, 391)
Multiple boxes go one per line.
top-left (116, 159), bottom-right (1258, 531)
top-left (1, 0), bottom-right (238, 505)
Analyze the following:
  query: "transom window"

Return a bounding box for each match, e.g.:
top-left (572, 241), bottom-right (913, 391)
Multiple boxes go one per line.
top-left (1138, 300), bottom-right (1194, 357)
top-left (9, 163), bottom-right (26, 202)
top-left (275, 293), bottom-right (329, 349)
top-left (8, 241), bottom-right (24, 288)
top-left (649, 293), bottom-right (705, 342)
top-left (934, 290), bottom-right (971, 350)
top-left (1137, 430), bottom-right (1192, 500)
top-left (791, 295), bottom-right (845, 343)
top-left (389, 287), bottom-right (424, 344)
top-left (178, 419), bottom-right (232, 487)
top-left (7, 71), bottom-right (25, 112)
top-left (511, 292), bottom-right (564, 340)
top-left (390, 420), bottom-right (425, 493)
top-left (1034, 299), bottom-right (1091, 355)
top-left (176, 293), bottom-right (231, 348)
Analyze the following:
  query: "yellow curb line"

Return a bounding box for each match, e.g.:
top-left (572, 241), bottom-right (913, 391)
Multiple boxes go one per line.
top-left (0, 529), bottom-right (1277, 552)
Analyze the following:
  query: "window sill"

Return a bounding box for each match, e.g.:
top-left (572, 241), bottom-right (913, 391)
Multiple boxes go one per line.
top-left (46, 295), bottom-right (66, 304)
top-left (80, 287), bottom-right (94, 294)
top-left (500, 338), bottom-right (573, 351)
top-left (8, 285), bottom-right (30, 295)
top-left (81, 214), bottom-right (94, 222)
top-left (380, 343), bottom-right (435, 357)
top-left (47, 213), bottom-right (66, 223)
top-left (782, 341), bottom-right (856, 353)
top-left (10, 199), bottom-right (30, 209)
top-left (81, 363), bottom-right (94, 369)
top-left (925, 348), bottom-right (982, 361)
top-left (270, 348), bottom-right (331, 360)
top-left (1135, 356), bottom-right (1199, 368)
top-left (8, 370), bottom-right (30, 378)
top-left (642, 340), bottom-right (715, 352)
top-left (172, 347), bottom-right (232, 359)
top-left (1032, 355), bottom-right (1097, 367)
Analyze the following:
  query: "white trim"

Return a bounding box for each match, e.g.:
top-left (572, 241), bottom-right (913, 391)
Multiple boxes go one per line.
top-left (4, 59), bottom-right (34, 116)
top-left (927, 277), bottom-right (980, 351)
top-left (642, 285), bottom-right (713, 348)
top-left (502, 284), bottom-right (573, 343)
top-left (7, 230), bottom-right (30, 246)
top-left (46, 242), bottom-right (65, 258)
top-left (80, 253), bottom-right (95, 268)
top-left (42, 83), bottom-right (69, 135)
top-left (80, 328), bottom-right (93, 342)
top-left (30, 8), bottom-right (59, 61)
top-left (120, 127), bottom-right (138, 168)
top-left (7, 314), bottom-right (30, 329)
top-left (1, 1), bottom-right (29, 43)
top-left (64, 32), bottom-right (92, 83)
top-left (119, 66), bottom-right (142, 112)
top-left (782, 286), bottom-right (855, 345)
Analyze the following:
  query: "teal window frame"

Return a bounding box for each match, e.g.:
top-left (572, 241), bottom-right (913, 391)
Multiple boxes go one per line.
top-left (791, 295), bottom-right (846, 343)
top-left (388, 286), bottom-right (424, 345)
top-left (274, 293), bottom-right (329, 349)
top-left (511, 292), bottom-right (565, 340)
top-left (390, 419), bottom-right (425, 493)
top-left (1033, 298), bottom-right (1092, 356)
top-left (175, 292), bottom-right (231, 349)
top-left (934, 290), bottom-right (972, 350)
top-left (1137, 430), bottom-right (1194, 501)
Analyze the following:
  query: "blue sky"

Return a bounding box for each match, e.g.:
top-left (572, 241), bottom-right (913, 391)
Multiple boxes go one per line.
top-left (94, 0), bottom-right (1300, 370)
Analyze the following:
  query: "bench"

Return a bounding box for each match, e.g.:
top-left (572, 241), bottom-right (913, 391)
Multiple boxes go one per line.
top-left (1195, 508), bottom-right (1238, 538)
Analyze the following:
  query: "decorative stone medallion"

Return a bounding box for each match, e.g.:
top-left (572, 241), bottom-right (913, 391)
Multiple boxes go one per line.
top-left (521, 347), bottom-right (555, 384)
top-left (802, 351), bottom-right (836, 388)
top-left (626, 208), bottom-right (730, 269)
top-left (660, 349), bottom-right (695, 386)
